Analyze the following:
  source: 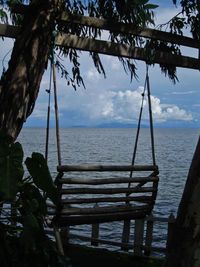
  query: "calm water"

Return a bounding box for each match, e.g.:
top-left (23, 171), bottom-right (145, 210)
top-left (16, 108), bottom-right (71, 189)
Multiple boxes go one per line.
top-left (17, 127), bottom-right (200, 254)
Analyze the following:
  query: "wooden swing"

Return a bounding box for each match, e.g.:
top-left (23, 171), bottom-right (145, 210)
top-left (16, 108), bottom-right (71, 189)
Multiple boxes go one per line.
top-left (45, 54), bottom-right (159, 227)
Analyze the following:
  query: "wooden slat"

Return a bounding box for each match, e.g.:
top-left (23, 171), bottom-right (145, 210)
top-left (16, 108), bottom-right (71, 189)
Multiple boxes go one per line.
top-left (60, 12), bottom-right (200, 49)
top-left (58, 176), bottom-right (159, 185)
top-left (56, 33), bottom-right (200, 70)
top-left (61, 186), bottom-right (156, 195)
top-left (61, 195), bottom-right (153, 204)
top-left (57, 164), bottom-right (158, 172)
top-left (53, 209), bottom-right (149, 226)
top-left (48, 204), bottom-right (149, 216)
top-left (0, 24), bottom-right (21, 38)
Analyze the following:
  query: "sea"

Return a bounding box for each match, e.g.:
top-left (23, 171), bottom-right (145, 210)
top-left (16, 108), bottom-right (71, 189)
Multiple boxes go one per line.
top-left (17, 127), bottom-right (200, 256)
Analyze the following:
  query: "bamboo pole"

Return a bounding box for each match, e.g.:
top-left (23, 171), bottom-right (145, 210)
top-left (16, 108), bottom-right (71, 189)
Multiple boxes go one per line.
top-left (61, 186), bottom-right (156, 195)
top-left (53, 209), bottom-right (148, 226)
top-left (61, 195), bottom-right (153, 204)
top-left (53, 226), bottom-right (65, 256)
top-left (48, 204), bottom-right (150, 216)
top-left (146, 68), bottom-right (156, 166)
top-left (53, 63), bottom-right (62, 166)
top-left (57, 164), bottom-right (158, 172)
top-left (57, 176), bottom-right (159, 185)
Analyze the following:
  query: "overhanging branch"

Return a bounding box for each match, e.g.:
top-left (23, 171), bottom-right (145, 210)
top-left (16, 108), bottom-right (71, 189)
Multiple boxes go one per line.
top-left (1, 24), bottom-right (200, 70)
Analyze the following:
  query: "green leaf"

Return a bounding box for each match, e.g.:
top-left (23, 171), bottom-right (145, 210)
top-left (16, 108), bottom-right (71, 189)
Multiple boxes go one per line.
top-left (25, 153), bottom-right (59, 206)
top-left (20, 183), bottom-right (47, 215)
top-left (144, 4), bottom-right (159, 9)
top-left (0, 135), bottom-right (24, 201)
top-left (20, 212), bottom-right (40, 251)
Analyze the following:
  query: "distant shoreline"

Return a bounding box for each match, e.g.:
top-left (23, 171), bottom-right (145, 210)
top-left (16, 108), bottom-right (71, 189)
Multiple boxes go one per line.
top-left (22, 126), bottom-right (200, 130)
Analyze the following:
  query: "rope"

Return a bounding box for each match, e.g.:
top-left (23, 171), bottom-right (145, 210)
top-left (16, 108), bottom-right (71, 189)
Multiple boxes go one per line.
top-left (146, 64), bottom-right (156, 166)
top-left (130, 75), bottom-right (147, 176)
top-left (127, 64), bottom-right (156, 195)
top-left (45, 63), bottom-right (53, 162)
top-left (130, 64), bottom-right (156, 170)
top-left (51, 30), bottom-right (62, 166)
top-left (50, 30), bottom-right (65, 256)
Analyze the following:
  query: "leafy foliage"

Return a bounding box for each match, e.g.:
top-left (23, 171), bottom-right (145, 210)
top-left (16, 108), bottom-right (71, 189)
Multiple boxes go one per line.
top-left (25, 152), bottom-right (59, 205)
top-left (1, 0), bottom-right (161, 87)
top-left (1, 0), bottom-right (200, 93)
top-left (0, 132), bottom-right (69, 267)
top-left (0, 0), bottom-right (8, 23)
top-left (0, 131), bottom-right (24, 201)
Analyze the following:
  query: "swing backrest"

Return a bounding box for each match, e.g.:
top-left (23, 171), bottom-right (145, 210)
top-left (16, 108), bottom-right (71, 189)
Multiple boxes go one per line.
top-left (47, 164), bottom-right (159, 226)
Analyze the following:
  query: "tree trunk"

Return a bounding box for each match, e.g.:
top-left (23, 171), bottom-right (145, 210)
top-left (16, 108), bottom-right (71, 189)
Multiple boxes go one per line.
top-left (0, 3), bottom-right (55, 140)
top-left (165, 137), bottom-right (200, 267)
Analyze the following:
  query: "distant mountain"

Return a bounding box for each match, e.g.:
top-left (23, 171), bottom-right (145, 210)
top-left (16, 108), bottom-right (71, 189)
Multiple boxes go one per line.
top-left (94, 122), bottom-right (146, 128)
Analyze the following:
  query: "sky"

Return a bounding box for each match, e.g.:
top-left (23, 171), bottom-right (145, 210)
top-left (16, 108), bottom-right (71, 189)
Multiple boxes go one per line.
top-left (1, 1), bottom-right (200, 128)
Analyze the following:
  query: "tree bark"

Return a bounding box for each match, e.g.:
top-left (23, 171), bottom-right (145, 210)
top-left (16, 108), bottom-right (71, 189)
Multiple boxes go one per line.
top-left (165, 137), bottom-right (200, 267)
top-left (0, 3), bottom-right (55, 140)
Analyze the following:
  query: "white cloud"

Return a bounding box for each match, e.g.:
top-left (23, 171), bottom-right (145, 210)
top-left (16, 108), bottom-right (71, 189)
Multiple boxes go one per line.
top-left (171, 90), bottom-right (196, 95)
top-left (70, 86), bottom-right (193, 124)
top-left (31, 104), bottom-right (48, 119)
top-left (105, 56), bottom-right (121, 70)
top-left (86, 68), bottom-right (101, 81)
top-left (153, 103), bottom-right (193, 122)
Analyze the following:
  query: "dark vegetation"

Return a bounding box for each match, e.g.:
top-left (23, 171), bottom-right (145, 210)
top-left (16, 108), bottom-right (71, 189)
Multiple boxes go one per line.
top-left (0, 131), bottom-right (69, 266)
top-left (65, 244), bottom-right (164, 267)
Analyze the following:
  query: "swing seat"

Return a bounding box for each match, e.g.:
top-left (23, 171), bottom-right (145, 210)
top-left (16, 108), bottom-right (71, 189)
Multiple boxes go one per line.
top-left (48, 164), bottom-right (159, 226)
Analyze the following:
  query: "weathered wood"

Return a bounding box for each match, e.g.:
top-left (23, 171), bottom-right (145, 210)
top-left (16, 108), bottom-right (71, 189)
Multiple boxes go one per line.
top-left (8, 5), bottom-right (200, 49)
top-left (51, 214), bottom-right (173, 253)
top-left (53, 209), bottom-right (148, 226)
top-left (57, 164), bottom-right (158, 172)
top-left (91, 204), bottom-right (99, 246)
top-left (69, 233), bottom-right (131, 249)
top-left (1, 23), bottom-right (200, 70)
top-left (0, 24), bottom-right (21, 38)
top-left (61, 195), bottom-right (153, 204)
top-left (61, 186), bottom-right (156, 195)
top-left (68, 233), bottom-right (167, 252)
top-left (48, 204), bottom-right (149, 216)
top-left (60, 12), bottom-right (200, 49)
top-left (56, 33), bottom-right (200, 70)
top-left (57, 176), bottom-right (159, 185)
top-left (144, 213), bottom-right (154, 256)
top-left (121, 220), bottom-right (131, 251)
top-left (134, 219), bottom-right (145, 256)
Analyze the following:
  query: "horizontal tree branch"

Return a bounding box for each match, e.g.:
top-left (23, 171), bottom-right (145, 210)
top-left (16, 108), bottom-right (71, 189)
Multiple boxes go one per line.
top-left (56, 33), bottom-right (200, 70)
top-left (10, 5), bottom-right (200, 49)
top-left (1, 24), bottom-right (200, 70)
top-left (60, 12), bottom-right (200, 49)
